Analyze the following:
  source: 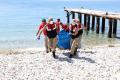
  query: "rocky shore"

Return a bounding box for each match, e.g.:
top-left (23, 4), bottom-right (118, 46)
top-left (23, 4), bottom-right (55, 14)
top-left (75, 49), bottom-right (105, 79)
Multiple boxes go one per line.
top-left (0, 45), bottom-right (120, 80)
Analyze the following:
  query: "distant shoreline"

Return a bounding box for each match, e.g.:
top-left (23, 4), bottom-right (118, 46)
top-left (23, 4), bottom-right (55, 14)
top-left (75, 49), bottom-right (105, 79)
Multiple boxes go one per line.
top-left (0, 44), bottom-right (120, 55)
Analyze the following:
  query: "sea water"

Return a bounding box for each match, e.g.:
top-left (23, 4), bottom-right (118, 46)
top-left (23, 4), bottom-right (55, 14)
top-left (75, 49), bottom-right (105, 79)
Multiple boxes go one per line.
top-left (0, 0), bottom-right (120, 49)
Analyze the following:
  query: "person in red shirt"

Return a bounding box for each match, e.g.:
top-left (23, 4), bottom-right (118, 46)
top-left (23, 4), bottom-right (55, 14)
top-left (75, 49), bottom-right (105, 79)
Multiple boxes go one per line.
top-left (55, 19), bottom-right (61, 34)
top-left (36, 19), bottom-right (49, 53)
top-left (60, 22), bottom-right (69, 32)
top-left (37, 18), bottom-right (58, 58)
top-left (69, 19), bottom-right (83, 58)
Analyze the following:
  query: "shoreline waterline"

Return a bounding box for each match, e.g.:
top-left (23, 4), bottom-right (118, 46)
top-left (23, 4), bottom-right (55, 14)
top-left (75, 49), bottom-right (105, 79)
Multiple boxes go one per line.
top-left (1, 30), bottom-right (120, 50)
top-left (0, 43), bottom-right (120, 55)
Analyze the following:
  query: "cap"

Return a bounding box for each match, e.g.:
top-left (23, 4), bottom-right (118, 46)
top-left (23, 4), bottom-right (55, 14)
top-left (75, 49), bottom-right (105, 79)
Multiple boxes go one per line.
top-left (57, 18), bottom-right (60, 22)
top-left (42, 19), bottom-right (46, 22)
top-left (48, 17), bottom-right (53, 21)
top-left (50, 21), bottom-right (53, 24)
top-left (72, 22), bottom-right (76, 25)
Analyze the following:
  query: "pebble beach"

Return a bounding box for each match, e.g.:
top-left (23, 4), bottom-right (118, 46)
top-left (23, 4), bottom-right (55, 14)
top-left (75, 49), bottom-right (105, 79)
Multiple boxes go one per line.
top-left (0, 45), bottom-right (120, 80)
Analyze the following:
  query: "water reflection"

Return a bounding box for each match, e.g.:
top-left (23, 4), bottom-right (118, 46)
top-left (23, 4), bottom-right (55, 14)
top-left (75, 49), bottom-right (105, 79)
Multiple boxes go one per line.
top-left (81, 31), bottom-right (120, 48)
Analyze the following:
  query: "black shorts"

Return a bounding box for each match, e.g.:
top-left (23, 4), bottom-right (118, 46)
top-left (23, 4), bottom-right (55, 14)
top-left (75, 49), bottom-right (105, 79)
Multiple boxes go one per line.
top-left (47, 29), bottom-right (57, 38)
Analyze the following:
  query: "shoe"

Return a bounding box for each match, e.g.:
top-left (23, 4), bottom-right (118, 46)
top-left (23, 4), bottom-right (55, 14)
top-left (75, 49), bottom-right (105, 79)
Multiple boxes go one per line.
top-left (52, 51), bottom-right (56, 58)
top-left (49, 48), bottom-right (51, 52)
top-left (46, 50), bottom-right (49, 53)
top-left (69, 54), bottom-right (74, 58)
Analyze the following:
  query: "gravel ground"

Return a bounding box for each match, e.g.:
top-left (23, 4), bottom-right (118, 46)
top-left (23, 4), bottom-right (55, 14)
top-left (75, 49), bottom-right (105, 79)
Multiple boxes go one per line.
top-left (0, 45), bottom-right (120, 80)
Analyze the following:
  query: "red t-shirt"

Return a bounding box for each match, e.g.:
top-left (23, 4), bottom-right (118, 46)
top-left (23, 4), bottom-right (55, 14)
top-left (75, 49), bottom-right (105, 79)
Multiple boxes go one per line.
top-left (38, 22), bottom-right (47, 35)
top-left (70, 23), bottom-right (82, 32)
top-left (46, 22), bottom-right (56, 31)
top-left (61, 24), bottom-right (69, 32)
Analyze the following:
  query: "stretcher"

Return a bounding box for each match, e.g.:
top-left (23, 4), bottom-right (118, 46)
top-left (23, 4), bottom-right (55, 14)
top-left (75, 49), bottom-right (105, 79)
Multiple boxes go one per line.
top-left (57, 30), bottom-right (71, 49)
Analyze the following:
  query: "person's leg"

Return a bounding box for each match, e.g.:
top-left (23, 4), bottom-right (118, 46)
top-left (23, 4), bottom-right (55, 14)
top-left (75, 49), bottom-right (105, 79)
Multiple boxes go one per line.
top-left (69, 37), bottom-right (79, 58)
top-left (52, 37), bottom-right (57, 52)
top-left (70, 39), bottom-right (76, 55)
top-left (73, 35), bottom-right (82, 55)
top-left (48, 38), bottom-right (52, 52)
top-left (52, 37), bottom-right (57, 58)
top-left (70, 38), bottom-right (73, 49)
top-left (78, 34), bottom-right (82, 48)
top-left (44, 36), bottom-right (49, 53)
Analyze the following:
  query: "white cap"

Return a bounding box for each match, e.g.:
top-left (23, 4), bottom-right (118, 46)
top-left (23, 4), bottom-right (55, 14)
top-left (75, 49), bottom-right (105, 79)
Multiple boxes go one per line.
top-left (72, 22), bottom-right (76, 25)
top-left (50, 21), bottom-right (53, 24)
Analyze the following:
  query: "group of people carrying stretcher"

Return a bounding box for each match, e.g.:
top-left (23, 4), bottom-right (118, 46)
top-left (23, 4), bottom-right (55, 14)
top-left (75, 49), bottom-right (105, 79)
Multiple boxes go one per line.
top-left (36, 18), bottom-right (83, 58)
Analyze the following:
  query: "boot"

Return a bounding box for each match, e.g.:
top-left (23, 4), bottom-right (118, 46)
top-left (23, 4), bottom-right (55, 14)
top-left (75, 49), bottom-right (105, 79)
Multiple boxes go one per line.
top-left (46, 50), bottom-right (49, 53)
top-left (69, 54), bottom-right (74, 58)
top-left (52, 51), bottom-right (56, 58)
top-left (49, 48), bottom-right (51, 52)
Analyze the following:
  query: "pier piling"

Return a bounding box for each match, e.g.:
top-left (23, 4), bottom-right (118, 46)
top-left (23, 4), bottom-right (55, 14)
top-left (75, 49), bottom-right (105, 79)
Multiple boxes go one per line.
top-left (84, 14), bottom-right (87, 28)
top-left (72, 12), bottom-right (75, 19)
top-left (101, 17), bottom-right (105, 34)
top-left (78, 13), bottom-right (82, 23)
top-left (87, 15), bottom-right (90, 31)
top-left (96, 16), bottom-right (100, 34)
top-left (91, 16), bottom-right (95, 31)
top-left (113, 19), bottom-right (117, 37)
top-left (66, 11), bottom-right (70, 25)
top-left (108, 19), bottom-right (113, 38)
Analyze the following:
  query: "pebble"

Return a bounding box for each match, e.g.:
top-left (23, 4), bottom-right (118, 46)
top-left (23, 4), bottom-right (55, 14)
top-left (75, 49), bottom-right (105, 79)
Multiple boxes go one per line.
top-left (0, 46), bottom-right (120, 80)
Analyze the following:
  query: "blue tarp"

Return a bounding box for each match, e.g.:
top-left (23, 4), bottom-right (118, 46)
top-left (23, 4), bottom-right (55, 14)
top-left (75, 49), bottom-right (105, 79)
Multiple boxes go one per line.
top-left (57, 30), bottom-right (71, 49)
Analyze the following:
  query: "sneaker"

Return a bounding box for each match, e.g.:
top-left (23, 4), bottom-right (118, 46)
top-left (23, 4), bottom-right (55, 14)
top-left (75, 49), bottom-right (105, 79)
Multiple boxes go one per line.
top-left (69, 54), bottom-right (74, 58)
top-left (52, 51), bottom-right (56, 58)
top-left (49, 48), bottom-right (51, 52)
top-left (46, 50), bottom-right (49, 53)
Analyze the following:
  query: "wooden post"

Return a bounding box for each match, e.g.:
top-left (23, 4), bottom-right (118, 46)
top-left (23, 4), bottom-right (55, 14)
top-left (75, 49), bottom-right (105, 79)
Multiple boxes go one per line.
top-left (84, 14), bottom-right (87, 28)
top-left (96, 16), bottom-right (100, 34)
top-left (108, 19), bottom-right (113, 38)
top-left (86, 14), bottom-right (88, 29)
top-left (66, 11), bottom-right (70, 25)
top-left (72, 12), bottom-right (75, 19)
top-left (78, 13), bottom-right (82, 23)
top-left (113, 19), bottom-right (117, 37)
top-left (91, 16), bottom-right (95, 31)
top-left (87, 15), bottom-right (90, 31)
top-left (101, 17), bottom-right (105, 34)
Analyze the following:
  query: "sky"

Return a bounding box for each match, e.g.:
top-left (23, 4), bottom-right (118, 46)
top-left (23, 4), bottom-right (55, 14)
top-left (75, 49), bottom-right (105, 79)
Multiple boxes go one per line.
top-left (0, 0), bottom-right (120, 19)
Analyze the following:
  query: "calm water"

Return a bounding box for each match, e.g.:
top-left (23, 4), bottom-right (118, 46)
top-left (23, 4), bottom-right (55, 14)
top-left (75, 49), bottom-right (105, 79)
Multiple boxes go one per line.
top-left (0, 0), bottom-right (120, 49)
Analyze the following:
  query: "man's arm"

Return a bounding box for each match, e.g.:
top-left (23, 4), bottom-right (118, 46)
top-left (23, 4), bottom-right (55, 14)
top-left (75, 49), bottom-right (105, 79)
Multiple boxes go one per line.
top-left (36, 30), bottom-right (40, 36)
top-left (37, 24), bottom-right (47, 37)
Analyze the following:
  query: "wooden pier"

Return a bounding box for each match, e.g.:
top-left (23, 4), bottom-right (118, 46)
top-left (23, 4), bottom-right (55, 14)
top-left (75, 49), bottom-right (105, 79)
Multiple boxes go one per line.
top-left (64, 8), bottom-right (120, 38)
